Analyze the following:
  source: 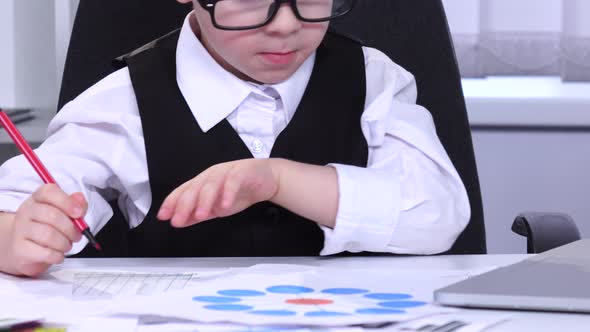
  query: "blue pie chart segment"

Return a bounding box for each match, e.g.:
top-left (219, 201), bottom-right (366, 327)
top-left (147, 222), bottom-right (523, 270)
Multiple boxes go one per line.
top-left (266, 285), bottom-right (314, 294)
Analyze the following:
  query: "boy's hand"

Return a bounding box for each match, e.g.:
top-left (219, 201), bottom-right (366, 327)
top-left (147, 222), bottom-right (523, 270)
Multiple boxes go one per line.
top-left (2, 184), bottom-right (86, 277)
top-left (157, 159), bottom-right (280, 227)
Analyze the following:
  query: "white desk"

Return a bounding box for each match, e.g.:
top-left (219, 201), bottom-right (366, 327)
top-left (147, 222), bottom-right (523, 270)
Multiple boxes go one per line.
top-left (43, 255), bottom-right (589, 331)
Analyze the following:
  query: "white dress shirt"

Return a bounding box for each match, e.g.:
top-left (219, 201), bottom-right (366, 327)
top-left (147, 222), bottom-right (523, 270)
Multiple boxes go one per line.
top-left (0, 14), bottom-right (470, 256)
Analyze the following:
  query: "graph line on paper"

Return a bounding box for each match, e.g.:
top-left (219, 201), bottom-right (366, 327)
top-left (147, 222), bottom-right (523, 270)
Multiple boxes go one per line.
top-left (72, 272), bottom-right (197, 299)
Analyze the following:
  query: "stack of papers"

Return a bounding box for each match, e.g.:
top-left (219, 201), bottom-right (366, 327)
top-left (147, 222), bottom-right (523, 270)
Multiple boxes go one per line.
top-left (0, 264), bottom-right (509, 331)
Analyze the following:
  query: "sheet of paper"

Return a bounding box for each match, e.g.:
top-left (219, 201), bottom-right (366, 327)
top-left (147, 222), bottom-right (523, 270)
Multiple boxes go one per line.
top-left (134, 312), bottom-right (510, 332)
top-left (108, 265), bottom-right (485, 326)
top-left (0, 269), bottom-right (230, 321)
top-left (51, 268), bottom-right (232, 284)
top-left (388, 312), bottom-right (512, 332)
top-left (71, 272), bottom-right (197, 299)
top-left (39, 316), bottom-right (139, 332)
top-left (0, 264), bottom-right (500, 328)
top-left (137, 325), bottom-right (365, 332)
top-left (135, 315), bottom-right (365, 332)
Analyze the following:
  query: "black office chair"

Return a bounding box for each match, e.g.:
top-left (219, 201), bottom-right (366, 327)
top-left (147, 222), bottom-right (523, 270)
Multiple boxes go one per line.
top-left (58, 0), bottom-right (580, 255)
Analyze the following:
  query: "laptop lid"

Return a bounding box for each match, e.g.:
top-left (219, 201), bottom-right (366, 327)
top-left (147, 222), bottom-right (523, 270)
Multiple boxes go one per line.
top-left (434, 239), bottom-right (590, 313)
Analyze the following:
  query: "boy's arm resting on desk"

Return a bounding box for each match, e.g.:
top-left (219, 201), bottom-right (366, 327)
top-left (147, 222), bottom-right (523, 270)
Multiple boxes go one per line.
top-left (158, 158), bottom-right (339, 228)
top-left (316, 48), bottom-right (470, 256)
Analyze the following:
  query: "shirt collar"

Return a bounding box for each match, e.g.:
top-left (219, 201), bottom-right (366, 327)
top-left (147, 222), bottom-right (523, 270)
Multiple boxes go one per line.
top-left (175, 12), bottom-right (315, 132)
top-left (259, 54), bottom-right (315, 123)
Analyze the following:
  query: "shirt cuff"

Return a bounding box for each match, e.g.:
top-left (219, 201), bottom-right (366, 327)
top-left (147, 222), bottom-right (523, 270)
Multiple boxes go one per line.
top-left (319, 164), bottom-right (401, 255)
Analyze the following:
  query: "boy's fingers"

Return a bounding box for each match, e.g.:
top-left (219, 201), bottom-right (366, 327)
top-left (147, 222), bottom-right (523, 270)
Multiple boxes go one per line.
top-left (159, 181), bottom-right (191, 220)
top-left (29, 203), bottom-right (81, 243)
top-left (194, 181), bottom-right (222, 221)
top-left (32, 184), bottom-right (84, 218)
top-left (70, 192), bottom-right (88, 209)
top-left (170, 185), bottom-right (200, 227)
top-left (25, 221), bottom-right (73, 253)
top-left (221, 175), bottom-right (242, 210)
top-left (18, 240), bottom-right (64, 276)
top-left (16, 262), bottom-right (51, 278)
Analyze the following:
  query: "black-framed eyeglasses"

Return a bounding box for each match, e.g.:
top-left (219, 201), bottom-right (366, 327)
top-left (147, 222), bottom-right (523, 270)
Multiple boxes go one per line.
top-left (197, 0), bottom-right (356, 31)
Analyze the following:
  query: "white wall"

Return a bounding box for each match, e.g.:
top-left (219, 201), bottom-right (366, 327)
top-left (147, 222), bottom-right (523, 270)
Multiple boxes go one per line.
top-left (563, 0), bottom-right (590, 35)
top-left (0, 0), bottom-right (79, 112)
top-left (480, 0), bottom-right (562, 33)
top-left (472, 130), bottom-right (590, 254)
top-left (0, 0), bottom-right (56, 111)
top-left (0, 1), bottom-right (16, 107)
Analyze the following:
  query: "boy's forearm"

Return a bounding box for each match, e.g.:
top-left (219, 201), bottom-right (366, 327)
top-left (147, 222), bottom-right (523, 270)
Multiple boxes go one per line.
top-left (269, 159), bottom-right (338, 228)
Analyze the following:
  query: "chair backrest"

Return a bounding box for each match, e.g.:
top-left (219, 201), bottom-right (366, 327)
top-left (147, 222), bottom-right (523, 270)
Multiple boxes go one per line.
top-left (59, 0), bottom-right (486, 254)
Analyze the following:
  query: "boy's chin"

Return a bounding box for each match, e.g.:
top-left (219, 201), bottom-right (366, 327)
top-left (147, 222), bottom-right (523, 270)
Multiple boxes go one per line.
top-left (248, 70), bottom-right (297, 85)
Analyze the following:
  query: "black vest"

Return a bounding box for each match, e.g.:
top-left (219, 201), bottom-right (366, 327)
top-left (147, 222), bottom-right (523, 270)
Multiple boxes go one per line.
top-left (121, 30), bottom-right (368, 257)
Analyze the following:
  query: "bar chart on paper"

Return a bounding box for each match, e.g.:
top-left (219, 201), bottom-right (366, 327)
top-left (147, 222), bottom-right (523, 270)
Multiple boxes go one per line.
top-left (73, 272), bottom-right (197, 299)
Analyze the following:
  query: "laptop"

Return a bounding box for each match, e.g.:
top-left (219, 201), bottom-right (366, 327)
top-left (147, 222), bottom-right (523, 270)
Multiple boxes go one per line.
top-left (434, 239), bottom-right (590, 313)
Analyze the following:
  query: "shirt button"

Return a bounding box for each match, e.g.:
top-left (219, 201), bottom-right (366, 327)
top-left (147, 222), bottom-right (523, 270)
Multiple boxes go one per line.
top-left (251, 139), bottom-right (264, 154)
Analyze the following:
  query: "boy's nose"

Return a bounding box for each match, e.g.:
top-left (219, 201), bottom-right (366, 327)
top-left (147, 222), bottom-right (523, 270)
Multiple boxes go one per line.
top-left (264, 3), bottom-right (302, 34)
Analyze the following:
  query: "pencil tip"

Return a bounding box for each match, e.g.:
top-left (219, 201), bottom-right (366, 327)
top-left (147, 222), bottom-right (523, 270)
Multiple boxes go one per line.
top-left (82, 229), bottom-right (102, 251)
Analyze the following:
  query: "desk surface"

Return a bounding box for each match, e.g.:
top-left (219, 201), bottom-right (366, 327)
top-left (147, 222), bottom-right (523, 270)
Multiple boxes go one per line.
top-left (52, 255), bottom-right (589, 331)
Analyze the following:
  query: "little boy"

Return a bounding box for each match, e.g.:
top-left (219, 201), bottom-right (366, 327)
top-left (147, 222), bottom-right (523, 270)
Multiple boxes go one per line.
top-left (0, 0), bottom-right (470, 277)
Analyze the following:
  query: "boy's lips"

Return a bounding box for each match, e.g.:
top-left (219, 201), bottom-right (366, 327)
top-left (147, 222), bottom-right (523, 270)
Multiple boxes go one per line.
top-left (258, 51), bottom-right (297, 66)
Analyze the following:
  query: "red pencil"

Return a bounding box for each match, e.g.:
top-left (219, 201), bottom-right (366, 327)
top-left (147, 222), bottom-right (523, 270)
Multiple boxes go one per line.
top-left (0, 110), bottom-right (101, 251)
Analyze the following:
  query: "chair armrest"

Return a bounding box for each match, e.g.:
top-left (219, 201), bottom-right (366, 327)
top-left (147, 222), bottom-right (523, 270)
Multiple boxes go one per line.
top-left (512, 212), bottom-right (581, 254)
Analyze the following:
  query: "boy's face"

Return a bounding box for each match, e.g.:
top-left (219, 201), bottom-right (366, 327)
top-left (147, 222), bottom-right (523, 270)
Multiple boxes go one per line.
top-left (179, 0), bottom-right (328, 84)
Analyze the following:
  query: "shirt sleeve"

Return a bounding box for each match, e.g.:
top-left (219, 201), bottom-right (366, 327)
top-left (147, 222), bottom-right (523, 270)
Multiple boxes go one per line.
top-left (319, 47), bottom-right (471, 256)
top-left (0, 68), bottom-right (150, 254)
